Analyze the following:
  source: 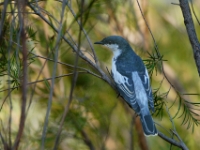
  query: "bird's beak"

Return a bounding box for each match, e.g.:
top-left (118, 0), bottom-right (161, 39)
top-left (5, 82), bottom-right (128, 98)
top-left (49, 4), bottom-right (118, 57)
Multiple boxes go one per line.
top-left (94, 41), bottom-right (103, 45)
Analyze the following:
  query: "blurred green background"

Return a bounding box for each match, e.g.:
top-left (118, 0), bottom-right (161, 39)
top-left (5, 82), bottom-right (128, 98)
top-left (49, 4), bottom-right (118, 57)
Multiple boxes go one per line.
top-left (0, 0), bottom-right (200, 149)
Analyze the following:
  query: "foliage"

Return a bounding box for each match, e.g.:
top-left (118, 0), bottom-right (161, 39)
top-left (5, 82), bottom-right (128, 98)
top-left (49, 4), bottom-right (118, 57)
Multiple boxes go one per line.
top-left (0, 0), bottom-right (200, 150)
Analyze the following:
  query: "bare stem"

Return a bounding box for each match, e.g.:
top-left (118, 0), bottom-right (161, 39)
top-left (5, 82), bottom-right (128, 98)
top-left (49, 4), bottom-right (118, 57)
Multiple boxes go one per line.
top-left (158, 131), bottom-right (188, 150)
top-left (179, 0), bottom-right (200, 76)
top-left (41, 0), bottom-right (69, 148)
top-left (13, 0), bottom-right (27, 149)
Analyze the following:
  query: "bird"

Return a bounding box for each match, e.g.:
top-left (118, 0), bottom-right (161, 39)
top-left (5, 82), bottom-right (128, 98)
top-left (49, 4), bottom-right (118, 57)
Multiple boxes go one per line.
top-left (94, 35), bottom-right (157, 136)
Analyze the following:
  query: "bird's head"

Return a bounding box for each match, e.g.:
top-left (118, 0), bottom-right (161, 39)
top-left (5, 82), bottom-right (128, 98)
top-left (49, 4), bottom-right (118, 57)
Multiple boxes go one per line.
top-left (94, 36), bottom-right (129, 54)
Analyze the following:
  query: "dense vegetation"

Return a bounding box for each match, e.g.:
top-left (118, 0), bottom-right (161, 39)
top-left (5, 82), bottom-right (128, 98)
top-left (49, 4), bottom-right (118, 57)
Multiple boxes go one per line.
top-left (0, 0), bottom-right (200, 149)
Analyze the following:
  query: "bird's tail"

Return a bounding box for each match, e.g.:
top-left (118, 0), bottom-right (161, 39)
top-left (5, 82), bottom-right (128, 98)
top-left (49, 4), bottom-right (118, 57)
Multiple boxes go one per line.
top-left (140, 113), bottom-right (157, 136)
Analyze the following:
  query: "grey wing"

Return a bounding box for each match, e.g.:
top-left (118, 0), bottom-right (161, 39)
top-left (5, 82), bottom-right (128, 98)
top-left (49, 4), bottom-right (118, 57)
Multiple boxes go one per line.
top-left (116, 77), bottom-right (140, 113)
top-left (138, 69), bottom-right (154, 112)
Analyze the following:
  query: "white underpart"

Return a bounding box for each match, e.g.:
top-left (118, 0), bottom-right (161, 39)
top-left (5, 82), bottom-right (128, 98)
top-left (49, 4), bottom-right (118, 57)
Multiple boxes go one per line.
top-left (105, 44), bottom-right (150, 112)
top-left (104, 44), bottom-right (134, 98)
top-left (104, 44), bottom-right (125, 84)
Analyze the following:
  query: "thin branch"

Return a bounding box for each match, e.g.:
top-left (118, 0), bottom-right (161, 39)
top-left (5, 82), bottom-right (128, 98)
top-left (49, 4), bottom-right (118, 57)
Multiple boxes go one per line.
top-left (41, 0), bottom-right (68, 148)
top-left (80, 130), bottom-right (95, 150)
top-left (136, 0), bottom-right (161, 58)
top-left (164, 104), bottom-right (189, 149)
top-left (190, 0), bottom-right (200, 25)
top-left (135, 117), bottom-right (149, 150)
top-left (0, 71), bottom-right (102, 94)
top-left (67, 2), bottom-right (98, 64)
top-left (6, 0), bottom-right (197, 149)
top-left (136, 0), bottom-right (182, 93)
top-left (179, 0), bottom-right (200, 76)
top-left (136, 0), bottom-right (183, 98)
top-left (30, 52), bottom-right (99, 75)
top-left (164, 104), bottom-right (176, 131)
top-left (0, 133), bottom-right (9, 150)
top-left (26, 54), bottom-right (48, 115)
top-left (0, 0), bottom-right (9, 40)
top-left (136, 1), bottom-right (194, 149)
top-left (13, 0), bottom-right (27, 149)
top-left (41, 0), bottom-right (72, 146)
top-left (171, 3), bottom-right (180, 6)
top-left (53, 0), bottom-right (85, 149)
top-left (0, 89), bottom-right (14, 112)
top-left (158, 131), bottom-right (188, 150)
top-left (28, 2), bottom-right (116, 90)
top-left (6, 4), bottom-right (17, 149)
top-left (129, 114), bottom-right (135, 150)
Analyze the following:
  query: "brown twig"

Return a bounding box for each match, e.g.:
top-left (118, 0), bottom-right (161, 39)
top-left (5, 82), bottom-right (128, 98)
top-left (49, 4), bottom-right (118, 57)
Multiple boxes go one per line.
top-left (129, 114), bottom-right (135, 150)
top-left (0, 133), bottom-right (9, 150)
top-left (135, 117), bottom-right (149, 150)
top-left (80, 130), bottom-right (95, 150)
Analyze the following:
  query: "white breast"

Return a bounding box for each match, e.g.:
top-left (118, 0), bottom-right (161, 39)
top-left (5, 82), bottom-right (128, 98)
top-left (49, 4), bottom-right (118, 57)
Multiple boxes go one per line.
top-left (105, 44), bottom-right (121, 59)
top-left (112, 59), bottom-right (127, 84)
top-left (104, 44), bottom-right (126, 84)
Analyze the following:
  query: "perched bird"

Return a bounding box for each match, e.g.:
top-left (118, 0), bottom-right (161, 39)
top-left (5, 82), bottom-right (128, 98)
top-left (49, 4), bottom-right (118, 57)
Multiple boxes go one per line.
top-left (94, 36), bottom-right (157, 136)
